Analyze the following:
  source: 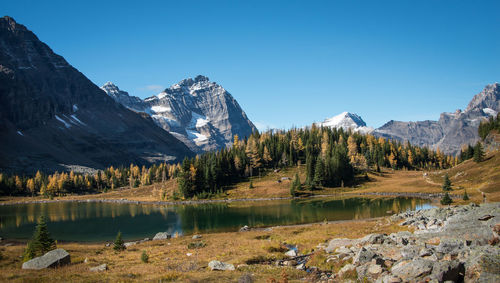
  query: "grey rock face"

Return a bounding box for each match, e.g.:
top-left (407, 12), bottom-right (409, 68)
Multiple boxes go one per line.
top-left (208, 260), bottom-right (235, 271)
top-left (101, 76), bottom-right (256, 153)
top-left (374, 83), bottom-right (500, 155)
top-left (0, 16), bottom-right (193, 173)
top-left (22, 248), bottom-right (70, 270)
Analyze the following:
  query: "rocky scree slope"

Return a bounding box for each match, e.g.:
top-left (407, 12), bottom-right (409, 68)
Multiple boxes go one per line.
top-left (0, 16), bottom-right (193, 173)
top-left (373, 83), bottom-right (500, 155)
top-left (313, 203), bottom-right (500, 282)
top-left (101, 76), bottom-right (256, 153)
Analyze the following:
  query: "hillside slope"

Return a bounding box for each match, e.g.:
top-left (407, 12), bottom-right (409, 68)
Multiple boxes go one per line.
top-left (0, 16), bottom-right (193, 173)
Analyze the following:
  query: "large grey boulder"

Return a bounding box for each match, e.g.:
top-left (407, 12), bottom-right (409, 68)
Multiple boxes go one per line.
top-left (325, 238), bottom-right (358, 253)
top-left (391, 259), bottom-right (433, 280)
top-left (208, 260), bottom-right (235, 271)
top-left (153, 232), bottom-right (171, 240)
top-left (22, 248), bottom-right (70, 270)
top-left (353, 247), bottom-right (377, 265)
top-left (430, 260), bottom-right (464, 282)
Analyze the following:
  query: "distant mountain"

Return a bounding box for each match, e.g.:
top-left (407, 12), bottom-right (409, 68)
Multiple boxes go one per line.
top-left (316, 112), bottom-right (373, 134)
top-left (0, 16), bottom-right (193, 173)
top-left (373, 83), bottom-right (500, 155)
top-left (101, 76), bottom-right (256, 153)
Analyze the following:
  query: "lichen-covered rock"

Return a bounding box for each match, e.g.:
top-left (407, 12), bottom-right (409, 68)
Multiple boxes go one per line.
top-left (390, 259), bottom-right (433, 280)
top-left (89, 263), bottom-right (107, 272)
top-left (208, 260), bottom-right (235, 271)
top-left (22, 249), bottom-right (70, 270)
top-left (152, 232), bottom-right (171, 240)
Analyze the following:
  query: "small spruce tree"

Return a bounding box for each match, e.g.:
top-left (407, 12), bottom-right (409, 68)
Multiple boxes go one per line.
top-left (249, 180), bottom-right (254, 189)
top-left (141, 250), bottom-right (149, 263)
top-left (23, 241), bottom-right (36, 262)
top-left (462, 189), bottom-right (470, 201)
top-left (32, 216), bottom-right (56, 254)
top-left (473, 142), bottom-right (485, 163)
top-left (113, 231), bottom-right (125, 252)
top-left (442, 174), bottom-right (452, 191)
top-left (440, 192), bottom-right (453, 205)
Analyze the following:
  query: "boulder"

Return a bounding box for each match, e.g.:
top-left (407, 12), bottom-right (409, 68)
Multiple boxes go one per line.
top-left (285, 250), bottom-right (297, 257)
top-left (192, 235), bottom-right (202, 239)
top-left (153, 232), bottom-right (171, 240)
top-left (89, 263), bottom-right (107, 272)
top-left (239, 225), bottom-right (250, 232)
top-left (124, 241), bottom-right (137, 247)
top-left (353, 247), bottom-right (377, 265)
top-left (22, 249), bottom-right (70, 270)
top-left (325, 238), bottom-right (357, 253)
top-left (390, 259), bottom-right (433, 280)
top-left (208, 260), bottom-right (235, 271)
top-left (338, 264), bottom-right (356, 278)
top-left (238, 273), bottom-right (254, 283)
top-left (367, 264), bottom-right (383, 277)
top-left (436, 238), bottom-right (465, 255)
top-left (430, 260), bottom-right (464, 282)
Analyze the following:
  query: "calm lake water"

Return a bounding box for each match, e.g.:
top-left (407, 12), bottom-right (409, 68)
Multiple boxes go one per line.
top-left (0, 197), bottom-right (432, 242)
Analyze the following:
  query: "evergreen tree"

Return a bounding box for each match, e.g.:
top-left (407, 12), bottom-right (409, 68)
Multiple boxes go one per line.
top-left (22, 241), bottom-right (36, 262)
top-left (290, 172), bottom-right (301, 197)
top-left (473, 142), bottom-right (485, 163)
top-left (32, 216), bottom-right (56, 255)
top-left (141, 250), bottom-right (149, 263)
top-left (249, 180), bottom-right (254, 189)
top-left (440, 192), bottom-right (453, 205)
top-left (442, 174), bottom-right (452, 191)
top-left (462, 189), bottom-right (469, 201)
top-left (113, 231), bottom-right (125, 252)
top-left (313, 157), bottom-right (325, 188)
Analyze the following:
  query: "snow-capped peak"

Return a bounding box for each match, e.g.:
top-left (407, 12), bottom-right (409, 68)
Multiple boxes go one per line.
top-left (316, 112), bottom-right (373, 134)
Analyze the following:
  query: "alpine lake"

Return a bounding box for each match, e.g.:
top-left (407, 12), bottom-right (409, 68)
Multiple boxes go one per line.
top-left (0, 197), bottom-right (433, 242)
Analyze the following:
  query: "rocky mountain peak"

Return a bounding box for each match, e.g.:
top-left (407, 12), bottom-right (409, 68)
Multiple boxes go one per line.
top-left (465, 82), bottom-right (500, 113)
top-left (102, 76), bottom-right (256, 153)
top-left (316, 112), bottom-right (372, 134)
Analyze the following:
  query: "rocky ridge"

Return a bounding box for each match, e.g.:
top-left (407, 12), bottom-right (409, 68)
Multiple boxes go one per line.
top-left (101, 76), bottom-right (256, 153)
top-left (310, 203), bottom-right (500, 282)
top-left (373, 83), bottom-right (500, 155)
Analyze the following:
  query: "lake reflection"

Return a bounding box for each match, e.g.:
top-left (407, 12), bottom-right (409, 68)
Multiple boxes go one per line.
top-left (0, 197), bottom-right (432, 242)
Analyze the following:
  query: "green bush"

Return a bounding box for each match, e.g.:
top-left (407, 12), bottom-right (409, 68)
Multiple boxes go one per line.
top-left (141, 250), bottom-right (149, 263)
top-left (440, 192), bottom-right (453, 205)
top-left (113, 231), bottom-right (125, 252)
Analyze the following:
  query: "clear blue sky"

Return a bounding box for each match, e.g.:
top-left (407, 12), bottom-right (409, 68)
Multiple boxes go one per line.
top-left (4, 0), bottom-right (500, 130)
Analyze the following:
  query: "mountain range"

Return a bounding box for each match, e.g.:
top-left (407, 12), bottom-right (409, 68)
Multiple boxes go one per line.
top-left (101, 77), bottom-right (256, 153)
top-left (316, 83), bottom-right (499, 155)
top-left (0, 15), bottom-right (498, 174)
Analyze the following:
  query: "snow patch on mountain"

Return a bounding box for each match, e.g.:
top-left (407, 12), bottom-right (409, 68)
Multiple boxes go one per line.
top-left (483, 107), bottom-right (498, 116)
top-left (316, 112), bottom-right (373, 133)
top-left (101, 76), bottom-right (256, 153)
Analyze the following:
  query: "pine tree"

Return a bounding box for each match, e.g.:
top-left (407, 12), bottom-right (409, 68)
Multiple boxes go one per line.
top-left (113, 231), bottom-right (125, 252)
top-left (473, 142), bottom-right (485, 163)
top-left (32, 216), bottom-right (56, 255)
top-left (141, 250), bottom-right (149, 263)
top-left (313, 157), bottom-right (325, 187)
top-left (290, 173), bottom-right (301, 197)
top-left (440, 192), bottom-right (453, 205)
top-left (442, 174), bottom-right (452, 191)
top-left (22, 240), bottom-right (36, 262)
top-left (462, 189), bottom-right (469, 201)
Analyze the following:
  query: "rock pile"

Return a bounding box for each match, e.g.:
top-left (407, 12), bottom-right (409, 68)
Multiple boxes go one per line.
top-left (313, 203), bottom-right (500, 282)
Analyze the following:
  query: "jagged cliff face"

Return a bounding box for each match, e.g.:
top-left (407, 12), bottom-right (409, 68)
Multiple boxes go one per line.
top-left (374, 83), bottom-right (500, 155)
top-left (102, 76), bottom-right (256, 153)
top-left (0, 16), bottom-right (193, 173)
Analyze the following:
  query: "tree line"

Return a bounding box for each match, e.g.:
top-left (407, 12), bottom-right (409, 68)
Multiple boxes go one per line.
top-left (1, 126), bottom-right (458, 198)
top-left (478, 113), bottom-right (500, 140)
top-left (177, 126), bottom-right (457, 198)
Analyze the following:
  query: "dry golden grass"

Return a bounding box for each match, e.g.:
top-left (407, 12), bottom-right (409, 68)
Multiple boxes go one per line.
top-left (0, 218), bottom-right (406, 282)
top-left (426, 149), bottom-right (500, 203)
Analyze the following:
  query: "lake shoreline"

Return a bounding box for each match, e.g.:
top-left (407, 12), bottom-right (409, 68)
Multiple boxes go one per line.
top-left (0, 191), bottom-right (453, 207)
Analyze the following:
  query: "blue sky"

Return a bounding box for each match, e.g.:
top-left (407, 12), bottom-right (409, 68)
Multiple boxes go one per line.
top-left (4, 0), bottom-right (500, 130)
